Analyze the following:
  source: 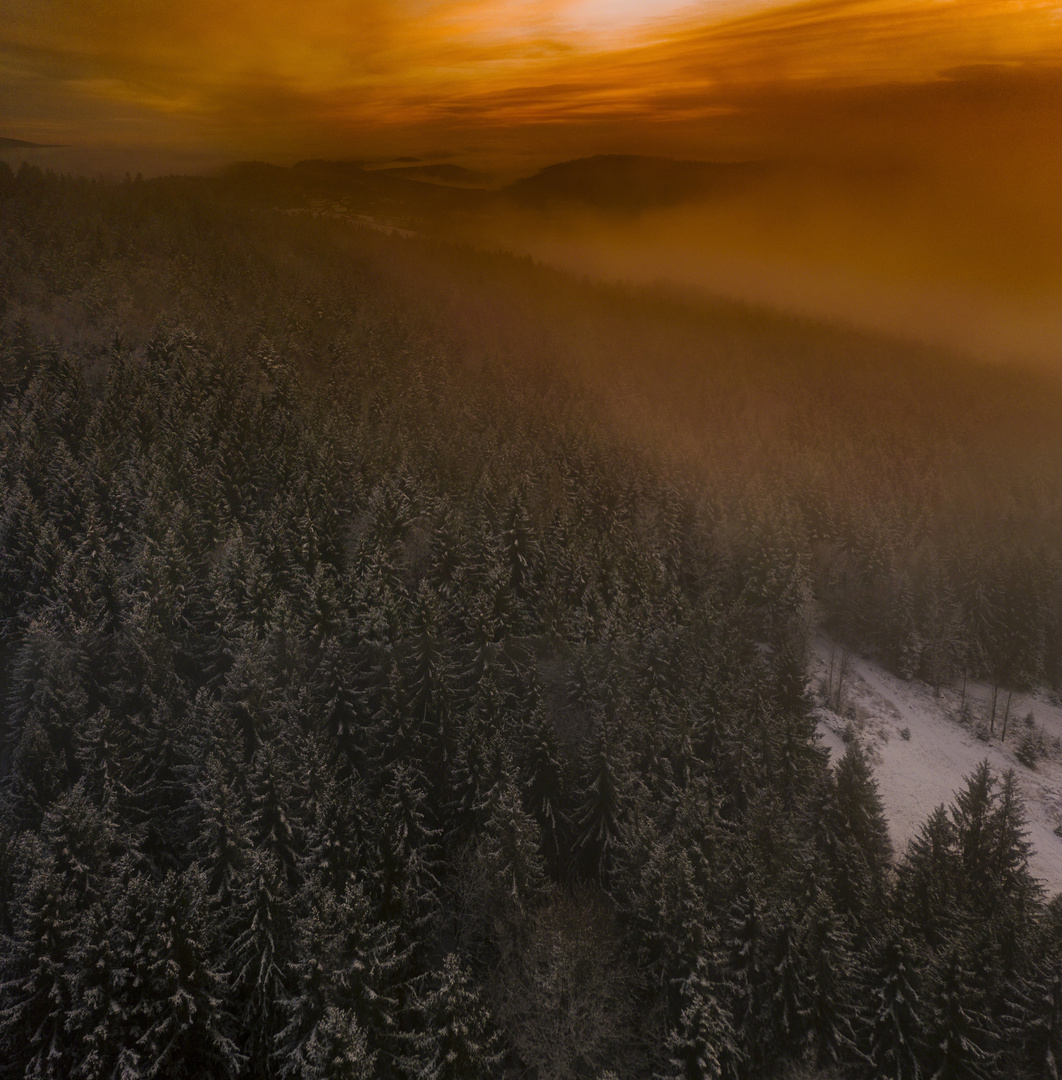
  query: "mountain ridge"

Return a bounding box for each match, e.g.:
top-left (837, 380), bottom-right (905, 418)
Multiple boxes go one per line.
top-left (503, 153), bottom-right (769, 212)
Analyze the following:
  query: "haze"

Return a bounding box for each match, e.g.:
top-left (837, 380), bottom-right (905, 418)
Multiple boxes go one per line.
top-left (3, 0), bottom-right (1061, 368)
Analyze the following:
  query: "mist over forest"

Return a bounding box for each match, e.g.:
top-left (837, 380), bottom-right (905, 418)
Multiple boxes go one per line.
top-left (3, 156), bottom-right (1062, 1079)
top-left (9, 59), bottom-right (1059, 368)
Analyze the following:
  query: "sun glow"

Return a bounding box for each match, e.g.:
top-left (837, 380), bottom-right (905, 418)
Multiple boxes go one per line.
top-left (1, 0), bottom-right (1060, 158)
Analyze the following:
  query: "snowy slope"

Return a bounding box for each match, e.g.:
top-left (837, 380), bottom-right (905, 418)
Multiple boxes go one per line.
top-left (811, 636), bottom-right (1062, 896)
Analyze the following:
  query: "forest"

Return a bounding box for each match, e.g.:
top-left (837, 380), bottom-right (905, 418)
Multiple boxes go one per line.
top-left (2, 160), bottom-right (1062, 1079)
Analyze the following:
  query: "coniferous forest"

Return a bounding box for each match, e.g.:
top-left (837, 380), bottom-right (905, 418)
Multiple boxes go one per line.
top-left (4, 162), bottom-right (1062, 1079)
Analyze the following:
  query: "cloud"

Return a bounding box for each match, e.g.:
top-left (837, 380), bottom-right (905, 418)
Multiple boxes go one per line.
top-left (1, 0), bottom-right (1060, 158)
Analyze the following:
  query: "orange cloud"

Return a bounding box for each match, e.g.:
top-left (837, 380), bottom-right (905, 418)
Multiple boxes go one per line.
top-left (1, 0), bottom-right (1060, 157)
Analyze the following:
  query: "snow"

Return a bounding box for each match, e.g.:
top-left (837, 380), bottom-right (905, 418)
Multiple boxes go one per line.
top-left (810, 636), bottom-right (1062, 897)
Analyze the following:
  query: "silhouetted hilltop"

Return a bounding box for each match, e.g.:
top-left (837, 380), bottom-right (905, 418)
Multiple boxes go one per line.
top-left (0, 136), bottom-right (58, 149)
top-left (290, 158), bottom-right (367, 177)
top-left (374, 162), bottom-right (491, 187)
top-left (211, 157), bottom-right (486, 217)
top-left (199, 153), bottom-right (773, 227)
top-left (505, 154), bottom-right (767, 212)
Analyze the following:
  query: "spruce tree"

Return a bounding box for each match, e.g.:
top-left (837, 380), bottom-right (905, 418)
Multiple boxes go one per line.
top-left (866, 938), bottom-right (926, 1080)
top-left (119, 866), bottom-right (240, 1079)
top-left (925, 951), bottom-right (991, 1080)
top-left (411, 953), bottom-right (504, 1080)
top-left (1012, 964), bottom-right (1062, 1080)
top-left (661, 953), bottom-right (742, 1080)
top-left (896, 805), bottom-right (960, 947)
top-left (833, 741), bottom-right (893, 923)
top-left (477, 778), bottom-right (549, 926)
top-left (763, 920), bottom-right (810, 1069)
top-left (0, 852), bottom-right (79, 1079)
top-left (232, 850), bottom-right (294, 1076)
top-left (301, 1007), bottom-right (376, 1080)
top-left (804, 902), bottom-right (863, 1071)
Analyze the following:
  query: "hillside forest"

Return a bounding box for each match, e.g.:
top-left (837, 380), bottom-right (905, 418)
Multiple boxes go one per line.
top-left (3, 161), bottom-right (1062, 1079)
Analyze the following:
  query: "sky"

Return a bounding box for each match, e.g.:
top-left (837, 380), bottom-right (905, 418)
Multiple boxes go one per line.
top-left (2, 0), bottom-right (1061, 166)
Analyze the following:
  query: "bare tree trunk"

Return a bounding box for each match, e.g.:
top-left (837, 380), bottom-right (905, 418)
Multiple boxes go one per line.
top-left (834, 647), bottom-right (852, 714)
top-left (1001, 689), bottom-right (1014, 742)
top-left (827, 641), bottom-right (836, 709)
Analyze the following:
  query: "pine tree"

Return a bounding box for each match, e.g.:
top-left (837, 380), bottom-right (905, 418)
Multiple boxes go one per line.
top-left (951, 762), bottom-right (996, 910)
top-left (192, 753), bottom-right (251, 910)
top-left (767, 641), bottom-right (825, 809)
top-left (301, 1007), bottom-right (376, 1080)
top-left (249, 743), bottom-right (300, 890)
top-left (520, 704), bottom-right (569, 877)
top-left (1011, 964), bottom-right (1062, 1080)
top-left (374, 764), bottom-right (440, 933)
top-left (411, 953), bottom-right (504, 1080)
top-left (502, 491), bottom-right (535, 602)
top-left (232, 850), bottom-right (294, 1077)
top-left (328, 880), bottom-right (407, 1068)
top-left (119, 866), bottom-right (241, 1079)
top-left (763, 920), bottom-right (810, 1069)
top-left (391, 584), bottom-right (459, 770)
top-left (988, 768), bottom-right (1040, 916)
top-left (725, 892), bottom-right (764, 1078)
top-left (0, 850), bottom-right (79, 1079)
top-left (925, 951), bottom-right (991, 1080)
top-left (476, 778), bottom-right (549, 926)
top-left (276, 875), bottom-right (399, 1080)
top-left (300, 778), bottom-right (369, 902)
top-left (0, 479), bottom-right (47, 637)
top-left (65, 895), bottom-right (124, 1080)
top-left (866, 938), bottom-right (926, 1080)
top-left (833, 741), bottom-right (893, 923)
top-left (895, 805), bottom-right (960, 947)
top-left (573, 718), bottom-right (635, 883)
top-left (804, 902), bottom-right (863, 1071)
top-left (314, 639), bottom-right (366, 771)
top-left (661, 954), bottom-right (742, 1080)
top-left (444, 710), bottom-right (498, 845)
top-left (8, 618), bottom-right (91, 815)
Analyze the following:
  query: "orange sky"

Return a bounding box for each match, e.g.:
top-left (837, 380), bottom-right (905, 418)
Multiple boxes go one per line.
top-left (2, 0), bottom-right (1061, 164)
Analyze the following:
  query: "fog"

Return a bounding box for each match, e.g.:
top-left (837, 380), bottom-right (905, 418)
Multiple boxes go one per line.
top-left (9, 60), bottom-right (1061, 374)
top-left (461, 158), bottom-right (1062, 372)
top-left (438, 67), bottom-right (1062, 373)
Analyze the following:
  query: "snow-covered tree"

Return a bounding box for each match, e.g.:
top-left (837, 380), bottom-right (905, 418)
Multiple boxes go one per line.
top-left (410, 953), bottom-right (504, 1080)
top-left (866, 938), bottom-right (926, 1080)
top-left (925, 951), bottom-right (991, 1080)
top-left (661, 954), bottom-right (742, 1080)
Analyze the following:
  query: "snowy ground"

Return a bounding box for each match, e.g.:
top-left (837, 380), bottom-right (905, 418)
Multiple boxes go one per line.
top-left (810, 636), bottom-right (1062, 896)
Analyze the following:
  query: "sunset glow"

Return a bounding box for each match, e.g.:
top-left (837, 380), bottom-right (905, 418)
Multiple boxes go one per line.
top-left (2, 0), bottom-right (1060, 159)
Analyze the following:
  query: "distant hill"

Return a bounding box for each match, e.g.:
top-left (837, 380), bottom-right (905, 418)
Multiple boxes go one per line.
top-left (290, 159), bottom-right (367, 176)
top-left (504, 154), bottom-right (767, 212)
top-left (212, 158), bottom-right (487, 217)
top-left (374, 163), bottom-right (491, 187)
top-left (0, 137), bottom-right (57, 149)
top-left (209, 154), bottom-right (769, 222)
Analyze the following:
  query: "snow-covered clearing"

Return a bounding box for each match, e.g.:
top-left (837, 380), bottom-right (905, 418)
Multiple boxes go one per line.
top-left (811, 636), bottom-right (1062, 896)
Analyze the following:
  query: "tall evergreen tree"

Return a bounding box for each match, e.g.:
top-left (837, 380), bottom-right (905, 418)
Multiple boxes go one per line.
top-left (833, 741), bottom-right (893, 923)
top-left (661, 954), bottom-right (742, 1080)
top-left (410, 953), bottom-right (505, 1080)
top-left (866, 937), bottom-right (926, 1080)
top-left (0, 850), bottom-right (79, 1079)
top-left (804, 900), bottom-right (863, 1071)
top-left (925, 951), bottom-right (991, 1080)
